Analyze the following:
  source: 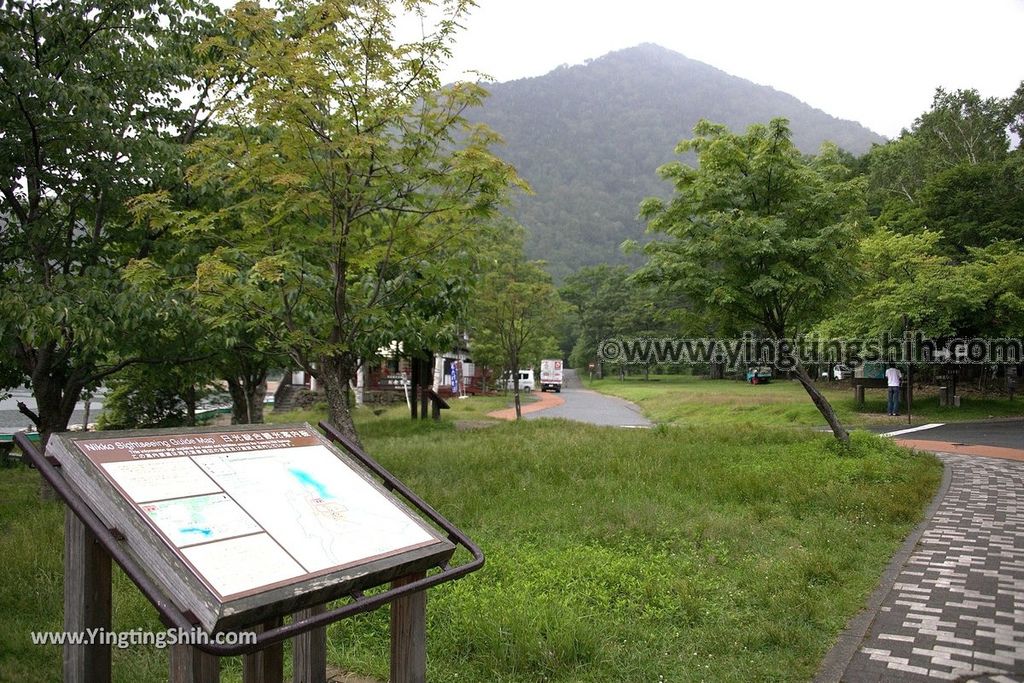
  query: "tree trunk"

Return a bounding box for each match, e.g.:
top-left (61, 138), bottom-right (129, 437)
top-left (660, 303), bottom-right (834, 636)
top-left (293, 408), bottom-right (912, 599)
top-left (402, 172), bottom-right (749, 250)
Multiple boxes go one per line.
top-left (410, 358), bottom-right (420, 420)
top-left (26, 373), bottom-right (84, 499)
top-left (708, 362), bottom-right (725, 380)
top-left (510, 351), bottom-right (522, 420)
top-left (34, 382), bottom-right (82, 448)
top-left (182, 385), bottom-right (197, 427)
top-left (274, 367), bottom-right (293, 405)
top-left (227, 374), bottom-right (267, 424)
top-left (81, 396), bottom-right (92, 431)
top-left (13, 341), bottom-right (84, 448)
top-left (794, 365), bottom-right (849, 444)
top-left (320, 355), bottom-right (360, 446)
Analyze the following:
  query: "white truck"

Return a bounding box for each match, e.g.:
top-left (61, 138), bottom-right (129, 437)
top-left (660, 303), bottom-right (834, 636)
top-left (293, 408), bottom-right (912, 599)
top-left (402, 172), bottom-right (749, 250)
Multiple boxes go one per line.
top-left (539, 359), bottom-right (564, 393)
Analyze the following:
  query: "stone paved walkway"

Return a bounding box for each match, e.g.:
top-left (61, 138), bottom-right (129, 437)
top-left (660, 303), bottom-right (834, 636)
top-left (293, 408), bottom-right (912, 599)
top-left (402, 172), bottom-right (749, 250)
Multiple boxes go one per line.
top-left (842, 453), bottom-right (1024, 682)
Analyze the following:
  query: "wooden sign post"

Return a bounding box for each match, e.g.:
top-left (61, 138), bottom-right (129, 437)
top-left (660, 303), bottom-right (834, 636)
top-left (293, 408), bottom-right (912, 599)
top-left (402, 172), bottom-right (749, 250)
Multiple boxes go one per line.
top-left (64, 512), bottom-right (111, 683)
top-left (18, 422), bottom-right (482, 683)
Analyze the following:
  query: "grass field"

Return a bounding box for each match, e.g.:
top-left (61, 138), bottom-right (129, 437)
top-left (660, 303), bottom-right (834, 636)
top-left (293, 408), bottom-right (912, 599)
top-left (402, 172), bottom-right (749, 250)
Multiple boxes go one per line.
top-left (1, 400), bottom-right (941, 682)
top-left (266, 391), bottom-right (523, 426)
top-left (589, 374), bottom-right (1024, 428)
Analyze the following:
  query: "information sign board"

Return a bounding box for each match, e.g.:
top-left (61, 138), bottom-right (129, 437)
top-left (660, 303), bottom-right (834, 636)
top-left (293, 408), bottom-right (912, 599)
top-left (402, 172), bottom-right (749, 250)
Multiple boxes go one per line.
top-left (49, 424), bottom-right (455, 633)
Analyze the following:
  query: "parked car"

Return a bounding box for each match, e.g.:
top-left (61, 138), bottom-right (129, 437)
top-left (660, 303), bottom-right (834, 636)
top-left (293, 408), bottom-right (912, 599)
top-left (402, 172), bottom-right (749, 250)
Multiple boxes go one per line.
top-left (821, 364), bottom-right (853, 380)
top-left (504, 369), bottom-right (535, 392)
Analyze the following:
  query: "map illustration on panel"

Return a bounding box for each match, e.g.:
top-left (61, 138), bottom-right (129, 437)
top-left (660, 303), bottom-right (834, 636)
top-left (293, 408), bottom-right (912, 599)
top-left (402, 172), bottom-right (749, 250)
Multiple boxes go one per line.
top-left (141, 493), bottom-right (263, 548)
top-left (192, 446), bottom-right (436, 572)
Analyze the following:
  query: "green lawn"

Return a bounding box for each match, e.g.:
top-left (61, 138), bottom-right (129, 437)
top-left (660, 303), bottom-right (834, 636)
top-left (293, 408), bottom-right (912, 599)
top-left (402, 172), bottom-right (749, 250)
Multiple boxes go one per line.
top-left (271, 392), bottom-right (534, 427)
top-left (1, 399), bottom-right (941, 682)
top-left (589, 373), bottom-right (1024, 428)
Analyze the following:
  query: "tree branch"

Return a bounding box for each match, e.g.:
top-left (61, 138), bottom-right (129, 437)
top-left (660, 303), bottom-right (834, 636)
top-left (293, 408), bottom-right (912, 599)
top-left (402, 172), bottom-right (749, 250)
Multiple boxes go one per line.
top-left (16, 401), bottom-right (41, 429)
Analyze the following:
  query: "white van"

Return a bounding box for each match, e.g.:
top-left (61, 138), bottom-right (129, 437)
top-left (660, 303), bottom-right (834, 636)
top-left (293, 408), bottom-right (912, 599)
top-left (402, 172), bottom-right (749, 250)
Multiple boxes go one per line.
top-left (505, 369), bottom-right (535, 392)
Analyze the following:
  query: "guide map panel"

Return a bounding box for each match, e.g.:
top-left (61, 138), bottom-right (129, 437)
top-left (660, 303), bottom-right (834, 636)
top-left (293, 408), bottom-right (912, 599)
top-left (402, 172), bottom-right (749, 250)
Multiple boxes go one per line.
top-left (53, 425), bottom-right (453, 624)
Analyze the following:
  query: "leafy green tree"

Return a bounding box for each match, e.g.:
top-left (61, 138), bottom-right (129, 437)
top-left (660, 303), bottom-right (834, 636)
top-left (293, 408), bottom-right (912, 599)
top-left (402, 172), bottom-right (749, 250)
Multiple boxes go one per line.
top-left (816, 229), bottom-right (985, 339)
top-left (966, 242), bottom-right (1024, 339)
top-left (561, 264), bottom-right (682, 375)
top-left (470, 228), bottom-right (563, 419)
top-left (854, 84), bottom-right (1024, 348)
top-left (634, 118), bottom-right (867, 443)
top-left (561, 265), bottom-right (635, 371)
top-left (869, 85), bottom-right (1023, 244)
top-left (915, 160), bottom-right (1024, 252)
top-left (166, 0), bottom-right (521, 443)
top-left (95, 322), bottom-right (279, 429)
top-left (914, 88), bottom-right (1014, 167)
top-left (0, 0), bottom-right (218, 445)
top-left (97, 365), bottom-right (199, 431)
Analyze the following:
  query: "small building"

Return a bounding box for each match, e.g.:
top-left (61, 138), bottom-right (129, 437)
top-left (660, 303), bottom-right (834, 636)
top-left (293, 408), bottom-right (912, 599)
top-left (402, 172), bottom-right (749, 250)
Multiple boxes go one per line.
top-left (353, 342), bottom-right (491, 405)
top-left (279, 340), bottom-right (494, 406)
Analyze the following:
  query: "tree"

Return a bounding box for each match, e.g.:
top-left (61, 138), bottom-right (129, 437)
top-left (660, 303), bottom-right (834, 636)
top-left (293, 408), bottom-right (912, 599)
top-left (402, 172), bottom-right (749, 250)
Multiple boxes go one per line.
top-left (816, 229), bottom-right (985, 340)
top-left (97, 364), bottom-right (200, 431)
top-left (561, 265), bottom-right (635, 371)
top-left (966, 242), bottom-right (1024, 339)
top-left (634, 118), bottom-right (867, 443)
top-left (470, 228), bottom-right (563, 419)
top-left (868, 85), bottom-right (1023, 239)
top-left (854, 84), bottom-right (1024, 348)
top-left (915, 160), bottom-right (1024, 253)
top-left (560, 264), bottom-right (682, 376)
top-left (165, 0), bottom-right (521, 443)
top-left (0, 0), bottom-right (218, 446)
top-left (223, 348), bottom-right (271, 425)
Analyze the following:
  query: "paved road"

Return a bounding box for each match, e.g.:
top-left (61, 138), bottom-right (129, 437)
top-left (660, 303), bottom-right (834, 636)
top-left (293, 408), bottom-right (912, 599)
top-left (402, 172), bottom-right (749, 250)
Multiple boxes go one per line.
top-left (524, 369), bottom-right (651, 428)
top-left (835, 453), bottom-right (1024, 682)
top-left (875, 420), bottom-right (1024, 451)
top-left (0, 388), bottom-right (104, 433)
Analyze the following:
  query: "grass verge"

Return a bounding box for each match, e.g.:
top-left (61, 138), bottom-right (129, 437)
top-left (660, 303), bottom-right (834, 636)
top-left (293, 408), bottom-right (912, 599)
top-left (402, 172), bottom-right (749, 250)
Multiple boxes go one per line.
top-left (1, 403), bottom-right (941, 682)
top-left (589, 374), bottom-right (1024, 428)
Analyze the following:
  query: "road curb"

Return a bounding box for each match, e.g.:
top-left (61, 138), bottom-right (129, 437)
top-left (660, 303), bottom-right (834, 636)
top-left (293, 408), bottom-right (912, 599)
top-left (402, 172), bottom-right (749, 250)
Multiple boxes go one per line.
top-left (813, 454), bottom-right (953, 683)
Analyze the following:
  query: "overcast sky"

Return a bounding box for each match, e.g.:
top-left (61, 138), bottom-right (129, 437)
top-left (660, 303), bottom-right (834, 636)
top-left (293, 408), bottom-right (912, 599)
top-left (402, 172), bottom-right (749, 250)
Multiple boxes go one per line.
top-left (418, 0), bottom-right (1023, 139)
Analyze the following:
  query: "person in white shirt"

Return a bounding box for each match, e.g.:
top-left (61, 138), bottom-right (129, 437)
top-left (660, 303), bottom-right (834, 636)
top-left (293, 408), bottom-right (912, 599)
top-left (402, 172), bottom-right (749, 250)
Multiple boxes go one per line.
top-left (885, 363), bottom-right (903, 416)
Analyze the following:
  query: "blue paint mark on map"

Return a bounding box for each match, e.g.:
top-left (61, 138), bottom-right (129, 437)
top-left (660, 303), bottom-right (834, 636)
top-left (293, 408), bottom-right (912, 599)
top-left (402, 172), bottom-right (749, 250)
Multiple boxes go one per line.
top-left (289, 467), bottom-right (333, 499)
top-left (180, 527), bottom-right (213, 537)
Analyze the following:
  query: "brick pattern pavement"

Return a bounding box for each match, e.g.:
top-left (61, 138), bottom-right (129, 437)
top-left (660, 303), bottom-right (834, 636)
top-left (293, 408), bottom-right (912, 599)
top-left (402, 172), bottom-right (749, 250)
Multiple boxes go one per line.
top-left (844, 454), bottom-right (1024, 682)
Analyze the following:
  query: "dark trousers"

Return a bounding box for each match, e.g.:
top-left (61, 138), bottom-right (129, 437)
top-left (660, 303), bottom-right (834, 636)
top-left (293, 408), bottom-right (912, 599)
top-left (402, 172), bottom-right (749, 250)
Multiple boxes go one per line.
top-left (887, 387), bottom-right (901, 415)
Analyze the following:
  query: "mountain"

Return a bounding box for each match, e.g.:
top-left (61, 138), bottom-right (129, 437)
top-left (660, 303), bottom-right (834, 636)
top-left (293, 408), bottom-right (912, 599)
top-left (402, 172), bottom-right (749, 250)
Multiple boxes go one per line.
top-left (464, 44), bottom-right (887, 281)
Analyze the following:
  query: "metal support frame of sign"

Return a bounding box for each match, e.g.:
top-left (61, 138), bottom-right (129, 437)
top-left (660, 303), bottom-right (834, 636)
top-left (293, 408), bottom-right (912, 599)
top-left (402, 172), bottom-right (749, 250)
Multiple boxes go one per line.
top-left (15, 421), bottom-right (483, 660)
